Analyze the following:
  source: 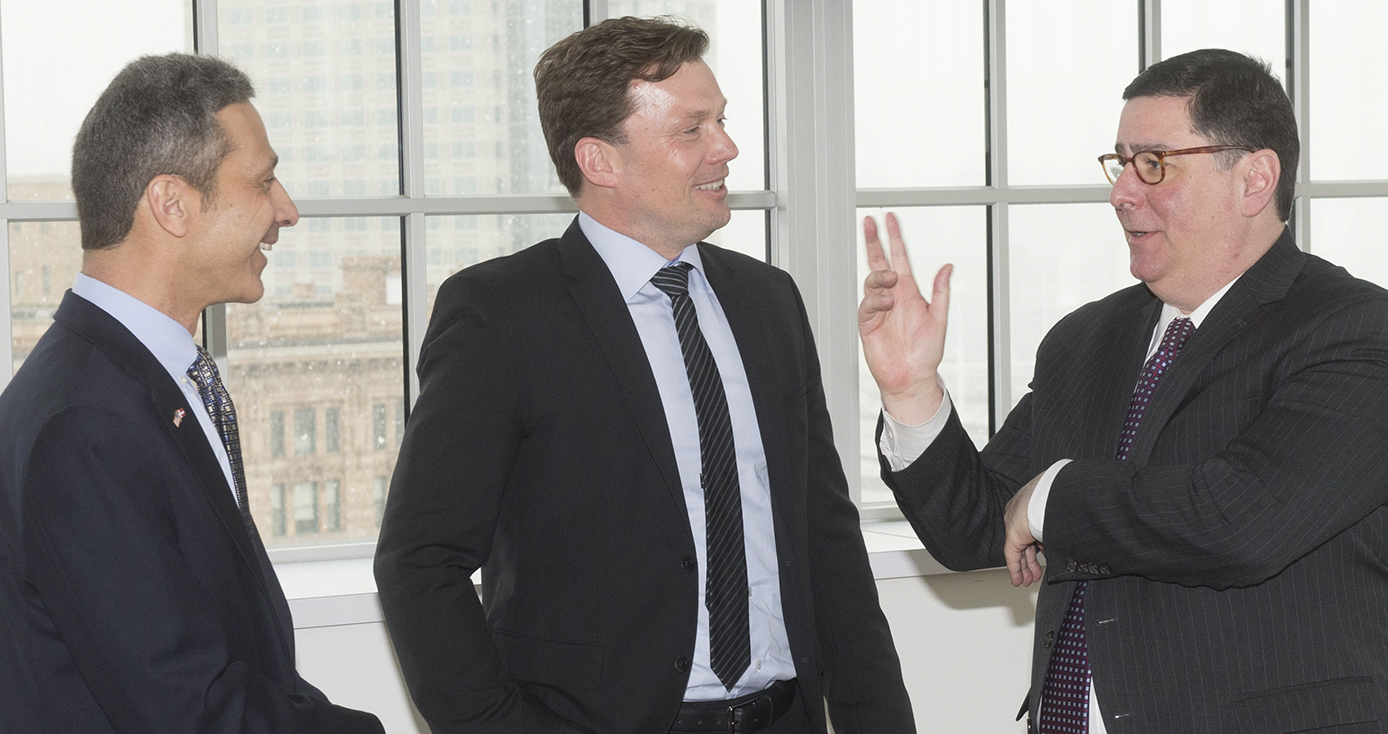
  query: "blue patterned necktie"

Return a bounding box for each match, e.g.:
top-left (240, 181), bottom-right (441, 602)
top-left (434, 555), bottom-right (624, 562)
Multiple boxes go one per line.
top-left (187, 345), bottom-right (252, 527)
top-left (1037, 317), bottom-right (1194, 734)
top-left (649, 262), bottom-right (750, 691)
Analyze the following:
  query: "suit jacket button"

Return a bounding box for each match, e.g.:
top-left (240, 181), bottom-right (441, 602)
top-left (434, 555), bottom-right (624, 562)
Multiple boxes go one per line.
top-left (681, 555), bottom-right (695, 573)
top-left (1044, 630), bottom-right (1055, 649)
top-left (1099, 565), bottom-right (1111, 575)
top-left (1066, 560), bottom-right (1078, 573)
top-left (674, 655), bottom-right (689, 672)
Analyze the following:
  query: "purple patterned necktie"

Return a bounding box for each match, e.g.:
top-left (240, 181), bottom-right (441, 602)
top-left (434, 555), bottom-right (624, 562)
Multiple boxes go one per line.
top-left (1036, 317), bottom-right (1194, 734)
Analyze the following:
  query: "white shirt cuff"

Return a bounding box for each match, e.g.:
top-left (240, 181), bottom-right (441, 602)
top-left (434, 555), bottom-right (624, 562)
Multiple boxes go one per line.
top-left (877, 376), bottom-right (952, 472)
top-left (1027, 459), bottom-right (1072, 543)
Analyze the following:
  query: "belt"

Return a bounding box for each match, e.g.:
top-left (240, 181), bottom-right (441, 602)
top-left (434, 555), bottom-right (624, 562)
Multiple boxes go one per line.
top-left (669, 679), bottom-right (797, 734)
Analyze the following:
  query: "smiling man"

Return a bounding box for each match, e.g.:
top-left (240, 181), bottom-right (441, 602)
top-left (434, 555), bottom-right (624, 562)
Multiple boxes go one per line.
top-left (0, 54), bottom-right (384, 733)
top-left (375, 16), bottom-right (914, 734)
top-left (860, 48), bottom-right (1388, 733)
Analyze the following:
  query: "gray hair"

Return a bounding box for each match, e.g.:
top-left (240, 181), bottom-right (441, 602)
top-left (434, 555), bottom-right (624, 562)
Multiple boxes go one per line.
top-left (72, 53), bottom-right (255, 250)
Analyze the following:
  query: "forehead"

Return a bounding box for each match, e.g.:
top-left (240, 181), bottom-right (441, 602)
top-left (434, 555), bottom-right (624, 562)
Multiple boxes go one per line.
top-left (626, 59), bottom-right (726, 123)
top-left (215, 102), bottom-right (276, 172)
top-left (1114, 95), bottom-right (1205, 152)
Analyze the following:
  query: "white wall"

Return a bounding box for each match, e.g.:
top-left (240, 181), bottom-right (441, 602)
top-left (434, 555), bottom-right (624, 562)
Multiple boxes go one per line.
top-left (293, 566), bottom-right (1038, 734)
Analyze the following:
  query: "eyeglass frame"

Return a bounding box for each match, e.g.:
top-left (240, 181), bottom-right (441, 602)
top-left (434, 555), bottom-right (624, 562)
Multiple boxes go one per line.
top-left (1097, 145), bottom-right (1256, 185)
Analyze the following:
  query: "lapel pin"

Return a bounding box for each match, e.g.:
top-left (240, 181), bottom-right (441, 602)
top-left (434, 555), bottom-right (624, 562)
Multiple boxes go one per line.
top-left (173, 408), bottom-right (186, 427)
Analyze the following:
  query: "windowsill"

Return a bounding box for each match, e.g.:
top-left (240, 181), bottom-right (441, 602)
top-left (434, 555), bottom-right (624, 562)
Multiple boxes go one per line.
top-left (280, 520), bottom-right (953, 629)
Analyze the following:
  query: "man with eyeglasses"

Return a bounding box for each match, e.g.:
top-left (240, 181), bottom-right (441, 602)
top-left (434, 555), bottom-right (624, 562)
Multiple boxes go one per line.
top-left (861, 48), bottom-right (1388, 733)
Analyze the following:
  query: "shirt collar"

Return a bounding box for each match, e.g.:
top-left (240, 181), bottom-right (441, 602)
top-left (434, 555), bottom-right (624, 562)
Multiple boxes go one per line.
top-left (1150, 274), bottom-right (1241, 352)
top-left (72, 272), bottom-right (200, 377)
top-left (578, 211), bottom-right (703, 301)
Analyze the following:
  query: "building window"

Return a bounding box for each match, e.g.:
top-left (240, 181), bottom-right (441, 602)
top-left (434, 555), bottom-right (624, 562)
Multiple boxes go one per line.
top-left (293, 482), bottom-right (319, 535)
top-left (270, 411), bottom-right (284, 458)
top-left (325, 480), bottom-right (341, 532)
top-left (394, 402), bottom-right (405, 448)
top-left (373, 404), bottom-right (387, 450)
top-left (294, 407), bottom-right (315, 455)
top-left (374, 476), bottom-right (388, 528)
top-left (325, 407), bottom-right (340, 453)
top-left (270, 484), bottom-right (286, 537)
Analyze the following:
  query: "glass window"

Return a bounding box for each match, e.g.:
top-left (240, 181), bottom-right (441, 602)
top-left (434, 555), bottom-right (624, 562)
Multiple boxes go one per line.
top-left (325, 479), bottom-right (342, 532)
top-left (0, 0), bottom-right (190, 200)
top-left (1161, 0), bottom-right (1284, 67)
top-left (1006, 0), bottom-right (1137, 185)
top-left (1008, 203), bottom-right (1135, 408)
top-left (374, 476), bottom-right (388, 528)
top-left (1309, 198), bottom-right (1388, 287)
top-left (420, 2), bottom-right (582, 196)
top-left (325, 407), bottom-right (341, 453)
top-left (856, 207), bottom-right (988, 506)
top-left (270, 484), bottom-right (287, 536)
top-left (293, 481), bottom-right (319, 535)
top-left (226, 218), bottom-right (405, 548)
top-left (294, 407), bottom-right (316, 455)
top-left (393, 402), bottom-right (405, 448)
top-left (854, 1), bottom-right (985, 188)
top-left (1309, 1), bottom-right (1388, 181)
top-left (218, 0), bottom-right (401, 197)
top-left (270, 410), bottom-right (285, 457)
top-left (606, 0), bottom-right (768, 192)
top-left (373, 404), bottom-right (388, 450)
top-left (8, 222), bottom-right (81, 375)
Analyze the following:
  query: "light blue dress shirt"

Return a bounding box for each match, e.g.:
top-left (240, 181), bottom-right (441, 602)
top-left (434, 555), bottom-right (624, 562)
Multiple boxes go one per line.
top-left (71, 273), bottom-right (240, 506)
top-left (579, 212), bottom-right (795, 701)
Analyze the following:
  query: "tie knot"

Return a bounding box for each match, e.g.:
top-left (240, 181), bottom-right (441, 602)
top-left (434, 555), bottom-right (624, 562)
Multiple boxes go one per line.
top-left (1159, 317), bottom-right (1195, 358)
top-left (650, 262), bottom-right (694, 299)
top-left (187, 345), bottom-right (221, 387)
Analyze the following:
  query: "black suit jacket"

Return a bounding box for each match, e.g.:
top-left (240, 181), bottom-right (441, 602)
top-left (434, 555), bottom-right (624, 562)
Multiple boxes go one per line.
top-left (885, 229), bottom-right (1388, 732)
top-left (0, 292), bottom-right (383, 734)
top-left (375, 219), bottom-right (914, 733)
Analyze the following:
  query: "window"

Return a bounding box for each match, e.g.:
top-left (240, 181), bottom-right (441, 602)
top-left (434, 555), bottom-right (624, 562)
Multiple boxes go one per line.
top-left (293, 408), bottom-right (315, 455)
top-left (293, 481), bottom-right (318, 535)
top-left (270, 484), bottom-right (286, 536)
top-left (269, 411), bottom-right (285, 458)
top-left (325, 480), bottom-right (341, 532)
top-left (325, 407), bottom-right (340, 453)
top-left (372, 404), bottom-right (387, 450)
top-left (373, 476), bottom-right (387, 529)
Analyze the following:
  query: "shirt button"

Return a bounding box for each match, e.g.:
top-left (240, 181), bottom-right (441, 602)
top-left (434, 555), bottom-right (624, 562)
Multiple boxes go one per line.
top-left (681, 555), bottom-right (695, 573)
top-left (756, 659), bottom-right (762, 670)
top-left (674, 655), bottom-right (689, 672)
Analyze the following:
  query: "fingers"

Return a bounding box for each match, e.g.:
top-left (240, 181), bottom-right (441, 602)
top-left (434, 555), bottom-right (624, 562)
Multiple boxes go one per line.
top-left (863, 216), bottom-right (890, 273)
top-left (884, 212), bottom-right (914, 279)
top-left (932, 263), bottom-right (953, 319)
top-left (1006, 542), bottom-right (1044, 588)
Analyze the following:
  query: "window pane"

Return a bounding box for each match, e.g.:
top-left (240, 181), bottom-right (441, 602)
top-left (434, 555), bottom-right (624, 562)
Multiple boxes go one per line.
top-left (1006, 0), bottom-right (1137, 186)
top-left (606, 0), bottom-right (768, 192)
top-left (325, 406), bottom-right (341, 453)
top-left (1009, 203), bottom-right (1134, 408)
top-left (420, 1), bottom-right (582, 195)
top-left (218, 0), bottom-right (401, 198)
top-left (293, 481), bottom-right (319, 535)
top-left (1309, 1), bottom-right (1388, 180)
top-left (9, 221), bottom-right (81, 374)
top-left (227, 217), bottom-right (405, 547)
top-left (271, 484), bottom-right (287, 536)
top-left (856, 207), bottom-right (987, 506)
top-left (854, 0), bottom-right (985, 187)
top-left (702, 210), bottom-right (768, 263)
top-left (325, 479), bottom-right (342, 532)
top-left (1, 0), bottom-right (190, 200)
top-left (1310, 198), bottom-right (1388, 287)
top-left (1161, 0), bottom-right (1284, 69)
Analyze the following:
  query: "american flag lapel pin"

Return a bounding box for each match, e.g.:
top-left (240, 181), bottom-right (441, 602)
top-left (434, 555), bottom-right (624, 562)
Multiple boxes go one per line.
top-left (173, 408), bottom-right (186, 427)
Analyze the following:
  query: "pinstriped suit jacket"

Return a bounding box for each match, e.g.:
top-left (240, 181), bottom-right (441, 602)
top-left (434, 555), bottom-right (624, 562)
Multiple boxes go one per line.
top-left (885, 229), bottom-right (1388, 733)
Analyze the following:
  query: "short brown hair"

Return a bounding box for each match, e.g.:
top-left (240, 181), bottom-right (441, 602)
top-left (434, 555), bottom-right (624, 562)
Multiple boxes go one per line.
top-left (534, 16), bottom-right (709, 196)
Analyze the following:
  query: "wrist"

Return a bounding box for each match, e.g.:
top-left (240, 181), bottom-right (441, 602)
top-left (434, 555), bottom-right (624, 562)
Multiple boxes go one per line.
top-left (881, 376), bottom-right (943, 426)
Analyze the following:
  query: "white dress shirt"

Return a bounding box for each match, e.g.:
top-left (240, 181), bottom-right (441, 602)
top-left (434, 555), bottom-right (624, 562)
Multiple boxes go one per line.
top-left (879, 275), bottom-right (1240, 733)
top-left (579, 212), bottom-right (795, 701)
top-left (71, 273), bottom-right (240, 507)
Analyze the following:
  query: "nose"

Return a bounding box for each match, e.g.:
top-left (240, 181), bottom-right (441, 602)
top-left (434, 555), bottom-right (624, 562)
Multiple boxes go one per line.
top-left (712, 124), bottom-right (738, 165)
top-left (273, 180), bottom-right (300, 228)
top-left (1109, 162), bottom-right (1143, 210)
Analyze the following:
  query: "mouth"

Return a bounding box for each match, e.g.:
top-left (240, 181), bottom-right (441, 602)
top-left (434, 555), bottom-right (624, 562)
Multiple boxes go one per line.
top-left (694, 179), bottom-right (725, 193)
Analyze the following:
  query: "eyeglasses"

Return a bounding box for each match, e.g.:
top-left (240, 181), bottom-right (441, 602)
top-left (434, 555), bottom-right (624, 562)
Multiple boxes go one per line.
top-left (1097, 145), bottom-right (1255, 185)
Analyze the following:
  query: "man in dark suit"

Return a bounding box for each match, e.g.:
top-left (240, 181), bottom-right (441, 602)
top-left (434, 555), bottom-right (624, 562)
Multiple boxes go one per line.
top-left (861, 49), bottom-right (1388, 733)
top-left (0, 54), bottom-right (384, 733)
top-left (375, 16), bottom-right (914, 734)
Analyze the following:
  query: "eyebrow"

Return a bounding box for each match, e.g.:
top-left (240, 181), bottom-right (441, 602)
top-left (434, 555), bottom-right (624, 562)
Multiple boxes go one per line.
top-left (1115, 143), bottom-right (1172, 155)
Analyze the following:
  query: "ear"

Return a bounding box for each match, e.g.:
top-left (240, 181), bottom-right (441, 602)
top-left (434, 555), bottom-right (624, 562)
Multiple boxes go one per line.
top-left (574, 137), bottom-right (620, 190)
top-left (1239, 149), bottom-right (1280, 218)
top-left (143, 174), bottom-right (196, 238)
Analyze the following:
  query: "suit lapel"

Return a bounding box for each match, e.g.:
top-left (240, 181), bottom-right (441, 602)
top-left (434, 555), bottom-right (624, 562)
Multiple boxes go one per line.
top-left (557, 220), bottom-right (688, 516)
top-left (1127, 229), bottom-right (1305, 463)
top-left (53, 292), bottom-right (295, 658)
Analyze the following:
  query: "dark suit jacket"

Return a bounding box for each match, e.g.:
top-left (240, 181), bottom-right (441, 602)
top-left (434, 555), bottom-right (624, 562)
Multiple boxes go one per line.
top-left (0, 292), bottom-right (383, 734)
top-left (374, 219), bottom-right (914, 733)
top-left (884, 229), bottom-right (1388, 733)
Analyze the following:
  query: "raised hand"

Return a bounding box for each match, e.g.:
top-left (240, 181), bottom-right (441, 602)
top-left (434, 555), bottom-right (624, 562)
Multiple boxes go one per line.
top-left (857, 212), bottom-right (952, 425)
